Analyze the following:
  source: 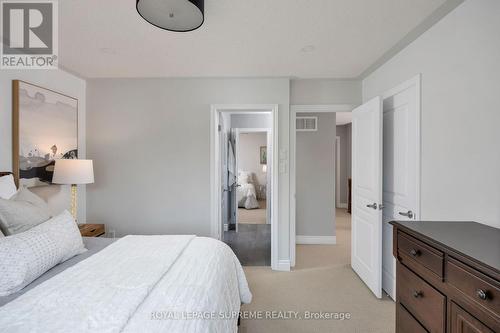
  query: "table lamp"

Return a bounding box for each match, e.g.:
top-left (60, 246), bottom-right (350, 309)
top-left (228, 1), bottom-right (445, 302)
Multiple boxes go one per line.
top-left (53, 159), bottom-right (94, 222)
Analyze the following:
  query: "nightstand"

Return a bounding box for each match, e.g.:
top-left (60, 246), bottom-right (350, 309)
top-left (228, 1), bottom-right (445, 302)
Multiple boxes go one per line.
top-left (257, 184), bottom-right (267, 200)
top-left (79, 224), bottom-right (105, 237)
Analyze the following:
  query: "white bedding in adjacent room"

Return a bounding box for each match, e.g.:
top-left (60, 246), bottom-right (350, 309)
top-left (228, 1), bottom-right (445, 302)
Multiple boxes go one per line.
top-left (237, 183), bottom-right (259, 209)
top-left (0, 235), bottom-right (251, 333)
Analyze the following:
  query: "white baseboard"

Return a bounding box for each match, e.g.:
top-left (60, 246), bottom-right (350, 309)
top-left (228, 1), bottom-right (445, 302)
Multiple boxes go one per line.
top-left (223, 224), bottom-right (228, 232)
top-left (275, 259), bottom-right (291, 271)
top-left (296, 235), bottom-right (337, 245)
top-left (337, 203), bottom-right (348, 209)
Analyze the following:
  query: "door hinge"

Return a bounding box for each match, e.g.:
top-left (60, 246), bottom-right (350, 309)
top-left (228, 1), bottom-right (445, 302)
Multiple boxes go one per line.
top-left (218, 125), bottom-right (222, 132)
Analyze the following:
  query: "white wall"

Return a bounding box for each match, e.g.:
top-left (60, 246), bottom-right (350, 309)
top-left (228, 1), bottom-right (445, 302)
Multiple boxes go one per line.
top-left (0, 69), bottom-right (87, 222)
top-left (296, 113), bottom-right (336, 237)
top-left (363, 0), bottom-right (500, 228)
top-left (86, 78), bottom-right (291, 263)
top-left (238, 132), bottom-right (268, 187)
top-left (291, 79), bottom-right (361, 105)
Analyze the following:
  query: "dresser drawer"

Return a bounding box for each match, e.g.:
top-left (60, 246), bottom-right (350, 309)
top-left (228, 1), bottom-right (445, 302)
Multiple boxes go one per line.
top-left (397, 263), bottom-right (446, 333)
top-left (397, 304), bottom-right (427, 333)
top-left (398, 232), bottom-right (444, 278)
top-left (450, 302), bottom-right (495, 333)
top-left (447, 258), bottom-right (500, 319)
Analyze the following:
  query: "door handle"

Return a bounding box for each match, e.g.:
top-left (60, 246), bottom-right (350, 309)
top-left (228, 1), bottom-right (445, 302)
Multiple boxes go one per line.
top-left (366, 203), bottom-right (377, 210)
top-left (399, 210), bottom-right (414, 219)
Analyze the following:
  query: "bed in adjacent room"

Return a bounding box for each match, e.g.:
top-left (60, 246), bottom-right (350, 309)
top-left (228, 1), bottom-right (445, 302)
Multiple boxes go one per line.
top-left (0, 172), bottom-right (251, 333)
top-left (236, 171), bottom-right (260, 210)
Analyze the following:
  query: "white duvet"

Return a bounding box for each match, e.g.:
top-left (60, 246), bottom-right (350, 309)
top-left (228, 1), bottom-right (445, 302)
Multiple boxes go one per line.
top-left (237, 183), bottom-right (259, 209)
top-left (0, 235), bottom-right (252, 333)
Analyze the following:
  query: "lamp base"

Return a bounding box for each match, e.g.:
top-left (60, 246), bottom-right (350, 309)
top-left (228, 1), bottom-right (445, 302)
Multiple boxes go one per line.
top-left (71, 184), bottom-right (78, 222)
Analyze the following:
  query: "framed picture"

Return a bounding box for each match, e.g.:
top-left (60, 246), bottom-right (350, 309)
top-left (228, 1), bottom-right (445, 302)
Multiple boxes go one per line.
top-left (12, 80), bottom-right (78, 187)
top-left (260, 146), bottom-right (267, 165)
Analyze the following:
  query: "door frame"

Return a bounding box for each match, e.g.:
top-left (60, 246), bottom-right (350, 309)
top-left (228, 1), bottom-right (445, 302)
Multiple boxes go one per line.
top-left (289, 104), bottom-right (356, 267)
top-left (335, 136), bottom-right (341, 208)
top-left (210, 104), bottom-right (279, 270)
top-left (234, 128), bottom-right (272, 228)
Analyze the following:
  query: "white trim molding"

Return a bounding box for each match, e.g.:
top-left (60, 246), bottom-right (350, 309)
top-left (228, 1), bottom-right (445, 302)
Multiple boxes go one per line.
top-left (276, 260), bottom-right (291, 271)
top-left (337, 203), bottom-right (348, 209)
top-left (296, 235), bottom-right (337, 245)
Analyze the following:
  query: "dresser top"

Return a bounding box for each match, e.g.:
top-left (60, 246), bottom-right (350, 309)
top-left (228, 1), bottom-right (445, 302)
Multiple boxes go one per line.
top-left (391, 221), bottom-right (500, 273)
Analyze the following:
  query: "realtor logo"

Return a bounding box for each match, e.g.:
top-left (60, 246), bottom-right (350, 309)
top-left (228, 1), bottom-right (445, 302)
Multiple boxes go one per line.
top-left (1, 0), bottom-right (58, 69)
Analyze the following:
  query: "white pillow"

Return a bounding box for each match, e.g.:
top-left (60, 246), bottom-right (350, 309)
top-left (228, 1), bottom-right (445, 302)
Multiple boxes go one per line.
top-left (0, 210), bottom-right (87, 296)
top-left (0, 187), bottom-right (52, 235)
top-left (238, 171), bottom-right (251, 184)
top-left (0, 174), bottom-right (17, 200)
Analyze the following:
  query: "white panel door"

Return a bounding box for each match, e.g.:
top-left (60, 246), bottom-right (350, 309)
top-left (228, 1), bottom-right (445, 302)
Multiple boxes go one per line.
top-left (382, 76), bottom-right (420, 300)
top-left (351, 96), bottom-right (383, 299)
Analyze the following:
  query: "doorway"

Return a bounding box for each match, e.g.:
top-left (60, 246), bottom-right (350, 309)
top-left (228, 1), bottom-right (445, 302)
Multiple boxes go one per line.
top-left (227, 127), bottom-right (271, 266)
top-left (290, 105), bottom-right (355, 268)
top-left (210, 105), bottom-right (279, 269)
top-left (235, 129), bottom-right (271, 227)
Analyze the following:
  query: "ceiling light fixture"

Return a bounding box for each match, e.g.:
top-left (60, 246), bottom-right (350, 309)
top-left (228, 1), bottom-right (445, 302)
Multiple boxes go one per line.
top-left (136, 0), bottom-right (204, 32)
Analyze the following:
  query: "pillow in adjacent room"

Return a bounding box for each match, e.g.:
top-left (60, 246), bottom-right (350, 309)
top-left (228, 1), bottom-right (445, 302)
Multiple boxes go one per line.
top-left (0, 187), bottom-right (51, 236)
top-left (238, 171), bottom-right (251, 184)
top-left (0, 174), bottom-right (17, 200)
top-left (0, 210), bottom-right (87, 296)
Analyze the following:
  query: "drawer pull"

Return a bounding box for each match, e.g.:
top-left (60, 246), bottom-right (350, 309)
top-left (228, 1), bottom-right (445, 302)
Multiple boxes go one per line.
top-left (90, 229), bottom-right (96, 233)
top-left (476, 289), bottom-right (488, 300)
top-left (409, 249), bottom-right (421, 257)
top-left (412, 290), bottom-right (423, 298)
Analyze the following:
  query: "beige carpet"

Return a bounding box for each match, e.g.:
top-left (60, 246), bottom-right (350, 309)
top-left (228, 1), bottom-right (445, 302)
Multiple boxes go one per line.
top-left (238, 200), bottom-right (267, 224)
top-left (240, 209), bottom-right (395, 333)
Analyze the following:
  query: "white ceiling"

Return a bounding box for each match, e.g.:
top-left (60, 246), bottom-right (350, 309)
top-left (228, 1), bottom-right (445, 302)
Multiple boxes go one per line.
top-left (59, 0), bottom-right (446, 78)
top-left (336, 112), bottom-right (352, 125)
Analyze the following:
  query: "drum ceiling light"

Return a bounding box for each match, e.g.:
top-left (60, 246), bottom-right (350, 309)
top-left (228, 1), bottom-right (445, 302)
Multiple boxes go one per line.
top-left (136, 0), bottom-right (204, 32)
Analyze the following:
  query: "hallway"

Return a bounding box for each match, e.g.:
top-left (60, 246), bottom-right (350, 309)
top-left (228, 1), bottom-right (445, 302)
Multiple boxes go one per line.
top-left (240, 208), bottom-right (395, 333)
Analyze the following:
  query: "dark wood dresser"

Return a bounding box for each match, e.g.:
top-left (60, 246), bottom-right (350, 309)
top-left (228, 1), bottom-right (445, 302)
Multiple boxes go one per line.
top-left (390, 221), bottom-right (499, 333)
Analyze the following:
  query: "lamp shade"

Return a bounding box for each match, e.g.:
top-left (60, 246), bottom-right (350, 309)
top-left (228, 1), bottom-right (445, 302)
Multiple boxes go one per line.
top-left (52, 159), bottom-right (94, 185)
top-left (136, 0), bottom-right (204, 32)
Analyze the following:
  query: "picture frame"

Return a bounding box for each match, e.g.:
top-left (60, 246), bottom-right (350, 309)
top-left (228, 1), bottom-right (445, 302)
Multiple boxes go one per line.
top-left (12, 80), bottom-right (78, 187)
top-left (260, 146), bottom-right (267, 165)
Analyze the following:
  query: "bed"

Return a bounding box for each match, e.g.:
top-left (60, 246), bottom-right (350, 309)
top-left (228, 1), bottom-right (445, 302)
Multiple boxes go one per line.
top-left (0, 172), bottom-right (252, 333)
top-left (236, 171), bottom-right (259, 209)
top-left (0, 236), bottom-right (251, 332)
